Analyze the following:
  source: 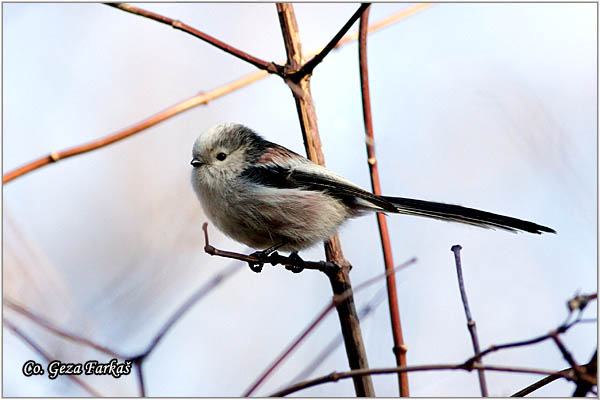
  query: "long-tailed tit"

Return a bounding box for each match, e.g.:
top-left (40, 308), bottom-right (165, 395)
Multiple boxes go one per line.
top-left (191, 123), bottom-right (555, 268)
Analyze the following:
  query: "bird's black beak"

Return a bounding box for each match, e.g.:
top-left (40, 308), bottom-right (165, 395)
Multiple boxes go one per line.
top-left (191, 158), bottom-right (204, 167)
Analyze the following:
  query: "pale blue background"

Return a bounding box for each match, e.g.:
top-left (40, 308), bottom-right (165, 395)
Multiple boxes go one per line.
top-left (3, 3), bottom-right (597, 396)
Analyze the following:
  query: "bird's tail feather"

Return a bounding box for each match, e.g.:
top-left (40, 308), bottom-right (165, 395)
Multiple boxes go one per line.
top-left (380, 196), bottom-right (556, 234)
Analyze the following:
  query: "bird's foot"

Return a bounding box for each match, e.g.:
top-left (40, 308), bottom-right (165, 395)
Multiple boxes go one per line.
top-left (248, 243), bottom-right (285, 273)
top-left (285, 251), bottom-right (305, 274)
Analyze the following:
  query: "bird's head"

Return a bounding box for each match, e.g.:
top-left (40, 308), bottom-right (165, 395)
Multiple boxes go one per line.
top-left (191, 123), bottom-right (268, 184)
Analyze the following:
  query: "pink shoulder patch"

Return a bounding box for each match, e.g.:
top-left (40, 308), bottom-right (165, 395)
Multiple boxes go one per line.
top-left (259, 144), bottom-right (296, 163)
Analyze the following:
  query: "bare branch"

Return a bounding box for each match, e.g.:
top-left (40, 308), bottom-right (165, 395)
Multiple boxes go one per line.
top-left (4, 298), bottom-right (125, 359)
top-left (202, 223), bottom-right (336, 273)
top-left (135, 363), bottom-right (146, 397)
top-left (451, 245), bottom-right (488, 396)
top-left (462, 293), bottom-right (597, 368)
top-left (243, 257), bottom-right (416, 396)
top-left (132, 261), bottom-right (242, 360)
top-left (126, 261), bottom-right (241, 395)
top-left (3, 79), bottom-right (262, 184)
top-left (6, 262), bottom-right (241, 397)
top-left (244, 303), bottom-right (333, 397)
top-left (511, 350), bottom-right (597, 397)
top-left (106, 3), bottom-right (280, 74)
top-left (270, 363), bottom-right (575, 397)
top-left (284, 287), bottom-right (389, 386)
top-left (550, 332), bottom-right (583, 375)
top-left (358, 4), bottom-right (409, 396)
top-left (291, 3), bottom-right (370, 80)
top-left (511, 367), bottom-right (573, 397)
top-left (4, 318), bottom-right (102, 397)
top-left (275, 3), bottom-right (374, 395)
top-left (573, 351), bottom-right (597, 397)
top-left (3, 6), bottom-right (432, 184)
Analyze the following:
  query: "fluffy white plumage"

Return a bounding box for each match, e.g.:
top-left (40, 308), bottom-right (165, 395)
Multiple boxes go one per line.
top-left (191, 123), bottom-right (554, 252)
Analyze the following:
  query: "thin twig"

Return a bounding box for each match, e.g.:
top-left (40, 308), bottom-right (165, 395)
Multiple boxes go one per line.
top-left (107, 3), bottom-right (280, 74)
top-left (284, 287), bottom-right (388, 387)
top-left (4, 318), bottom-right (102, 397)
top-left (358, 4), bottom-right (409, 396)
top-left (243, 257), bottom-right (416, 396)
top-left (451, 245), bottom-right (488, 396)
top-left (135, 362), bottom-right (146, 397)
top-left (127, 262), bottom-right (242, 396)
top-left (511, 367), bottom-right (577, 397)
top-left (4, 298), bottom-right (126, 359)
top-left (550, 332), bottom-right (584, 376)
top-left (132, 261), bottom-right (241, 360)
top-left (6, 263), bottom-right (241, 397)
top-left (4, 6), bottom-right (432, 184)
top-left (202, 223), bottom-right (336, 273)
top-left (335, 3), bottom-right (433, 48)
top-left (291, 3), bottom-right (370, 80)
top-left (462, 308), bottom-right (593, 368)
top-left (270, 363), bottom-right (574, 397)
top-left (243, 303), bottom-right (333, 397)
top-left (511, 352), bottom-right (597, 397)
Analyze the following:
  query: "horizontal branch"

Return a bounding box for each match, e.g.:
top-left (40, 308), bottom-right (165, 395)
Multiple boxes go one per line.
top-left (272, 291), bottom-right (597, 397)
top-left (4, 4), bottom-right (432, 184)
top-left (270, 363), bottom-right (574, 397)
top-left (202, 223), bottom-right (337, 273)
top-left (462, 292), bottom-right (598, 368)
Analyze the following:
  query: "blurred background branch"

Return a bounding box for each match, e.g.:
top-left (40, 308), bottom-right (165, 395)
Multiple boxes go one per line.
top-left (3, 4), bottom-right (430, 185)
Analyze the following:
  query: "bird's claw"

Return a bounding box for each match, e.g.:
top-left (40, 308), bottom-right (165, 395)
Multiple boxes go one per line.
top-left (248, 249), bottom-right (280, 273)
top-left (248, 260), bottom-right (264, 273)
top-left (286, 251), bottom-right (305, 274)
top-left (248, 250), bottom-right (268, 273)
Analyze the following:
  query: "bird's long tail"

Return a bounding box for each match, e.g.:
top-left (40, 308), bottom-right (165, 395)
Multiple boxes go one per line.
top-left (380, 196), bottom-right (555, 234)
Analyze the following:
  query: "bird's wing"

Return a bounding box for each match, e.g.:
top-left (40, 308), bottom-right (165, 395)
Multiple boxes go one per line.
top-left (239, 163), bottom-right (398, 212)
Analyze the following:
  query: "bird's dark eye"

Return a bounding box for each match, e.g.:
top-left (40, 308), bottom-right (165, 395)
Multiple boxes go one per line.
top-left (216, 152), bottom-right (227, 161)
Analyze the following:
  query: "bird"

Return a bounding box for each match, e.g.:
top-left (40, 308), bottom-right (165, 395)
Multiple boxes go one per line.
top-left (190, 123), bottom-right (555, 272)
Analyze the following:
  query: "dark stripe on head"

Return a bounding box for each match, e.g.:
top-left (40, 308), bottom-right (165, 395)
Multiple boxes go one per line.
top-left (216, 124), bottom-right (269, 163)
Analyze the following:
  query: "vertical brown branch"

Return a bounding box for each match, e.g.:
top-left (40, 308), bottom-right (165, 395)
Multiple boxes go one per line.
top-left (275, 3), bottom-right (375, 396)
top-left (358, 4), bottom-right (410, 397)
